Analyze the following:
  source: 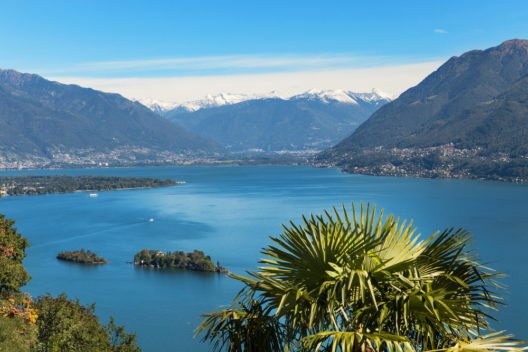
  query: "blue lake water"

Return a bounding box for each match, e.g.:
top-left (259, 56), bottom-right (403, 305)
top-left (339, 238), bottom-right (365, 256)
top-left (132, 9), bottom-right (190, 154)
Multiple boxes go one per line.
top-left (0, 165), bottom-right (527, 350)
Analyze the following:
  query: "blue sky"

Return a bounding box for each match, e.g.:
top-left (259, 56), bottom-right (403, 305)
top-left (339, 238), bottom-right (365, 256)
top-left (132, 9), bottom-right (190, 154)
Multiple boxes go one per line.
top-left (1, 0), bottom-right (528, 101)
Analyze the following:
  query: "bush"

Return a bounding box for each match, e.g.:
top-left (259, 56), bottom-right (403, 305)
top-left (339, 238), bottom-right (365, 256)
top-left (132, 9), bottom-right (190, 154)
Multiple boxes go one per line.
top-left (34, 294), bottom-right (140, 352)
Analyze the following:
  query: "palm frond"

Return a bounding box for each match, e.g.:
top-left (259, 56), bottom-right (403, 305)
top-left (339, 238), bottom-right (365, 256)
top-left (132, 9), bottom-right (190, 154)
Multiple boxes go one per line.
top-left (431, 331), bottom-right (528, 352)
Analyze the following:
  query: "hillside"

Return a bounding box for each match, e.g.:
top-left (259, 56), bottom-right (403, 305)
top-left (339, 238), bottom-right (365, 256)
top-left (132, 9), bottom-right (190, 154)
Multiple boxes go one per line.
top-left (0, 69), bottom-right (219, 168)
top-left (319, 40), bottom-right (528, 181)
top-left (165, 90), bottom-right (390, 153)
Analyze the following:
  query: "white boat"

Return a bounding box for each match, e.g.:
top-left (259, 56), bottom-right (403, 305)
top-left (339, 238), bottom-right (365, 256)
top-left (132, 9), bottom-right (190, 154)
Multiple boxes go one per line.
top-left (88, 193), bottom-right (98, 198)
top-left (148, 218), bottom-right (155, 223)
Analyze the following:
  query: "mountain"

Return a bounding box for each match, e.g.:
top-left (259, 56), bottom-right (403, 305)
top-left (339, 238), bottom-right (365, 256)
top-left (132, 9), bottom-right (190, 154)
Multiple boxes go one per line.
top-left (175, 92), bottom-right (278, 112)
top-left (291, 88), bottom-right (392, 105)
top-left (319, 39), bottom-right (528, 181)
top-left (164, 89), bottom-right (391, 153)
top-left (0, 69), bottom-right (219, 168)
top-left (134, 98), bottom-right (178, 115)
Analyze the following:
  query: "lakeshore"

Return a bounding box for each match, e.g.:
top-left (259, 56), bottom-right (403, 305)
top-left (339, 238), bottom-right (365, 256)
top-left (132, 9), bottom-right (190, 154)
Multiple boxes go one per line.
top-left (0, 165), bottom-right (526, 350)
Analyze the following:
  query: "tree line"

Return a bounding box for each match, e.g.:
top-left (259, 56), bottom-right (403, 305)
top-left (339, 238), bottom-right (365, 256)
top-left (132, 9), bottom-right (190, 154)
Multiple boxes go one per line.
top-left (0, 175), bottom-right (177, 196)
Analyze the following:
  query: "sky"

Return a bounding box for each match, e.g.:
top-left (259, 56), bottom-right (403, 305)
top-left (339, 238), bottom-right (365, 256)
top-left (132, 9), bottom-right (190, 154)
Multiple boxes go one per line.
top-left (1, 0), bottom-right (528, 103)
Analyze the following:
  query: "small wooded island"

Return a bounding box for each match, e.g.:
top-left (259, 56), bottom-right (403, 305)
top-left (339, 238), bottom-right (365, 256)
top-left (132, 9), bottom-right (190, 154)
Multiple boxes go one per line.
top-left (134, 249), bottom-right (227, 273)
top-left (57, 249), bottom-right (108, 265)
top-left (0, 175), bottom-right (178, 196)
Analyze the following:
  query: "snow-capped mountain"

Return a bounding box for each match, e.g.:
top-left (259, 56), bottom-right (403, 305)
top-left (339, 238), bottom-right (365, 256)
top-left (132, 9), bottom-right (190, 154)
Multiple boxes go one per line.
top-left (177, 93), bottom-right (253, 112)
top-left (152, 88), bottom-right (391, 115)
top-left (163, 89), bottom-right (391, 153)
top-left (174, 92), bottom-right (284, 112)
top-left (291, 89), bottom-right (393, 106)
top-left (352, 88), bottom-right (394, 103)
top-left (135, 98), bottom-right (178, 115)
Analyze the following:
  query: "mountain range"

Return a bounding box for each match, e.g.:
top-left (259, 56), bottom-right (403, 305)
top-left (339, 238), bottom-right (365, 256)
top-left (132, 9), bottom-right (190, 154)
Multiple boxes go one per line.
top-left (320, 39), bottom-right (528, 181)
top-left (3, 39), bottom-right (528, 179)
top-left (0, 69), bottom-right (219, 168)
top-left (163, 89), bottom-right (391, 153)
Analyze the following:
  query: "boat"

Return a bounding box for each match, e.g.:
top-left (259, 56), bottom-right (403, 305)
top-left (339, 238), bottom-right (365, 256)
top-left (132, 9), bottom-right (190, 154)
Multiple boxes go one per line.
top-left (148, 218), bottom-right (155, 223)
top-left (88, 193), bottom-right (98, 198)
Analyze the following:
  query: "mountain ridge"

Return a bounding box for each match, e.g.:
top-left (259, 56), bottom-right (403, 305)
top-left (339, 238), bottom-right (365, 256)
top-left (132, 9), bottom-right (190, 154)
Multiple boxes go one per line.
top-left (164, 90), bottom-right (391, 153)
top-left (141, 88), bottom-right (391, 115)
top-left (319, 39), bottom-right (528, 182)
top-left (0, 69), bottom-right (220, 168)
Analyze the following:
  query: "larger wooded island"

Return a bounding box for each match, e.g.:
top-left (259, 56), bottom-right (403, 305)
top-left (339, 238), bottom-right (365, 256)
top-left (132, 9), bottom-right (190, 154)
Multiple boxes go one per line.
top-left (0, 175), bottom-right (178, 196)
top-left (134, 249), bottom-right (227, 273)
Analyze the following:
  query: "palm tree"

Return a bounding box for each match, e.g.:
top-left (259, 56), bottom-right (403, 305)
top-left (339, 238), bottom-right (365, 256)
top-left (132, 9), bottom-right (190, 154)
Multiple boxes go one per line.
top-left (196, 203), bottom-right (526, 352)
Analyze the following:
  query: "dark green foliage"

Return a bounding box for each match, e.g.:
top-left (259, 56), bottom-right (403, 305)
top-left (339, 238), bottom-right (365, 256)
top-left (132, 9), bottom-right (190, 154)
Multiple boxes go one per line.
top-left (0, 215), bottom-right (30, 295)
top-left (134, 249), bottom-right (226, 272)
top-left (57, 250), bottom-right (107, 265)
top-left (106, 318), bottom-right (141, 352)
top-left (0, 175), bottom-right (176, 196)
top-left (33, 294), bottom-right (140, 352)
top-left (0, 316), bottom-right (37, 352)
top-left (0, 216), bottom-right (36, 351)
top-left (198, 299), bottom-right (284, 352)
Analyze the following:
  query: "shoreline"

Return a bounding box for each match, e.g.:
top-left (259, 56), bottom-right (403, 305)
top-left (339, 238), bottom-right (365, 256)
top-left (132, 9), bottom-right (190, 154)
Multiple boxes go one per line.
top-left (1, 161), bottom-right (527, 185)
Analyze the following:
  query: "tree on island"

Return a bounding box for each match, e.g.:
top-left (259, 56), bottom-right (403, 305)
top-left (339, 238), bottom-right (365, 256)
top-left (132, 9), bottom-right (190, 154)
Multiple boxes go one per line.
top-left (197, 203), bottom-right (527, 352)
top-left (134, 249), bottom-right (226, 272)
top-left (57, 249), bottom-right (108, 265)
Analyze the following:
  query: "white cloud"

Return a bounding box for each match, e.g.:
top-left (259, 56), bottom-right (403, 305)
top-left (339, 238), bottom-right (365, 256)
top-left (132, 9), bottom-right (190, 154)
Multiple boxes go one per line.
top-left (67, 55), bottom-right (367, 72)
top-left (434, 28), bottom-right (448, 34)
top-left (47, 61), bottom-right (443, 103)
top-left (37, 53), bottom-right (399, 77)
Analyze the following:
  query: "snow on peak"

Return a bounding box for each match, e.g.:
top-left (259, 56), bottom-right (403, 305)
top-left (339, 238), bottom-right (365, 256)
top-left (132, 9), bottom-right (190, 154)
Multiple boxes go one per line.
top-left (137, 88), bottom-right (392, 114)
top-left (292, 89), bottom-right (392, 105)
top-left (135, 98), bottom-right (178, 114)
top-left (175, 91), bottom-right (284, 112)
top-left (292, 89), bottom-right (359, 104)
top-left (183, 93), bottom-right (251, 111)
top-left (348, 88), bottom-right (393, 103)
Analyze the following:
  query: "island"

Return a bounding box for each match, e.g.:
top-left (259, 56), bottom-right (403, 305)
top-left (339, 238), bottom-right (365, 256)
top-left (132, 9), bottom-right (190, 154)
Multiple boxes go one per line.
top-left (57, 249), bottom-right (108, 265)
top-left (134, 249), bottom-right (227, 273)
top-left (0, 175), bottom-right (179, 197)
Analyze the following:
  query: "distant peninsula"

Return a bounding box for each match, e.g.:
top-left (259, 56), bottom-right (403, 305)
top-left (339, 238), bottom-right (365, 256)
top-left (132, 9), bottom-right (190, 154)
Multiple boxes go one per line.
top-left (57, 249), bottom-right (107, 265)
top-left (134, 249), bottom-right (227, 273)
top-left (0, 175), bottom-right (179, 197)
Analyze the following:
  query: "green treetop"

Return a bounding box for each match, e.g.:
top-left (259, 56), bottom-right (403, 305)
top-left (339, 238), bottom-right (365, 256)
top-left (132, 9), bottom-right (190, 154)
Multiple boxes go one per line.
top-left (0, 214), bottom-right (30, 296)
top-left (197, 203), bottom-right (527, 352)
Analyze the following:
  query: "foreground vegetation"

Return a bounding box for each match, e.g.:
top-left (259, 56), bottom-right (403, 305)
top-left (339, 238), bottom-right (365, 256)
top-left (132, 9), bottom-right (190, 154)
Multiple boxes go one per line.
top-left (134, 249), bottom-right (227, 273)
top-left (57, 249), bottom-right (108, 265)
top-left (0, 175), bottom-right (177, 196)
top-left (197, 203), bottom-right (527, 351)
top-left (0, 214), bottom-right (140, 351)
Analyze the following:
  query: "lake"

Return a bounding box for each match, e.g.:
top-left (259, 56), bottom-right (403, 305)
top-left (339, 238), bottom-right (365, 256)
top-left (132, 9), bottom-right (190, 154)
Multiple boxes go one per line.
top-left (0, 165), bottom-right (527, 350)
